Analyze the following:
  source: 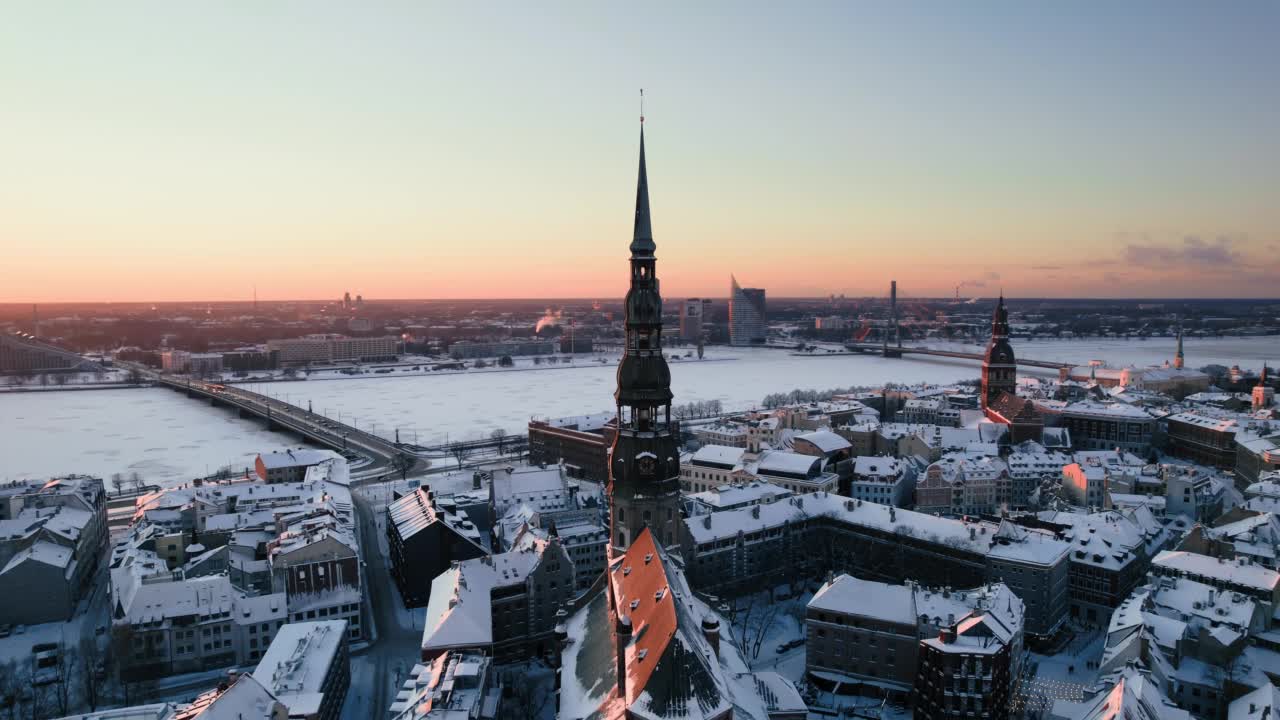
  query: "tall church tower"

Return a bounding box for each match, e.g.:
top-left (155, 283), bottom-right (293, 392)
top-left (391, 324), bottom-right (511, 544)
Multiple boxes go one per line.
top-left (1255, 363), bottom-right (1274, 411)
top-left (1174, 328), bottom-right (1185, 369)
top-left (981, 295), bottom-right (1017, 410)
top-left (609, 124), bottom-right (682, 553)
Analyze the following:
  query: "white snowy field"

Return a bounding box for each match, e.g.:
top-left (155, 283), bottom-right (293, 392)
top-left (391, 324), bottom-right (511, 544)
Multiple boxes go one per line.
top-left (4, 337), bottom-right (1277, 486)
top-left (2, 388), bottom-right (304, 486)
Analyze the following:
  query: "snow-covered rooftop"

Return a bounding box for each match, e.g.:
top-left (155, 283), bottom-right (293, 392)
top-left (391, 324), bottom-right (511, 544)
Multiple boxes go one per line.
top-left (688, 445), bottom-right (746, 470)
top-left (252, 620), bottom-right (347, 718)
top-left (685, 492), bottom-right (1069, 567)
top-left (792, 430), bottom-right (851, 454)
top-left (420, 540), bottom-right (550, 654)
top-left (1152, 550), bottom-right (1280, 593)
top-left (256, 448), bottom-right (335, 471)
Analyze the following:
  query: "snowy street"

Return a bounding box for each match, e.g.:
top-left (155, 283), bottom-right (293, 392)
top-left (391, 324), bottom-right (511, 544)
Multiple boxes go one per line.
top-left (345, 490), bottom-right (427, 720)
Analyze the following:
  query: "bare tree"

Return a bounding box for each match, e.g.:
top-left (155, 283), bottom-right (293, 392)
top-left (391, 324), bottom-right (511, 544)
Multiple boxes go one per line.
top-left (78, 636), bottom-right (106, 712)
top-left (110, 473), bottom-right (124, 496)
top-left (449, 442), bottom-right (472, 470)
top-left (109, 625), bottom-right (156, 706)
top-left (0, 660), bottom-right (20, 720)
top-left (499, 664), bottom-right (553, 720)
top-left (129, 472), bottom-right (143, 494)
top-left (749, 602), bottom-right (781, 661)
top-left (391, 452), bottom-right (413, 482)
top-left (490, 428), bottom-right (508, 455)
top-left (49, 644), bottom-right (74, 717)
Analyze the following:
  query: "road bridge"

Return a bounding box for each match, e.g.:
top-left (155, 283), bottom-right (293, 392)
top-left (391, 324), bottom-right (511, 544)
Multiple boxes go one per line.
top-left (151, 375), bottom-right (427, 481)
top-left (842, 342), bottom-right (1072, 370)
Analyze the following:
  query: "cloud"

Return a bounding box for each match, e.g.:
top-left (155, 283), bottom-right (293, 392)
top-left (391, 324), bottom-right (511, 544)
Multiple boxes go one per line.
top-left (1031, 265), bottom-right (1063, 271)
top-left (1122, 234), bottom-right (1245, 270)
top-left (984, 271), bottom-right (1001, 280)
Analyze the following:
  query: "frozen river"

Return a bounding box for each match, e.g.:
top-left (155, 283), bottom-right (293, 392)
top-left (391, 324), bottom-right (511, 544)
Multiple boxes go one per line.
top-left (3, 336), bottom-right (1276, 486)
top-left (3, 388), bottom-right (305, 487)
top-left (269, 336), bottom-right (1280, 446)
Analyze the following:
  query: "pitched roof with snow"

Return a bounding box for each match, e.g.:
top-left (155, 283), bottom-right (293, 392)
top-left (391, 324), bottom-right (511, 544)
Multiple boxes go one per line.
top-left (1050, 665), bottom-right (1192, 720)
top-left (688, 445), bottom-right (747, 470)
top-left (420, 539), bottom-right (550, 654)
top-left (257, 449), bottom-right (334, 471)
top-left (752, 451), bottom-right (822, 480)
top-left (1152, 550), bottom-right (1280, 593)
top-left (793, 430), bottom-right (851, 455)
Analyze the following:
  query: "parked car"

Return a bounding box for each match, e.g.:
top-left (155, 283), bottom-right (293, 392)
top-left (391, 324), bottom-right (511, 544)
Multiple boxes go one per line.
top-left (775, 638), bottom-right (804, 654)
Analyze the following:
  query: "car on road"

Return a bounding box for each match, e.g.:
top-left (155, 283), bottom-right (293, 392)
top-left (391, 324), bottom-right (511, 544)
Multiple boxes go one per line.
top-left (775, 638), bottom-right (804, 654)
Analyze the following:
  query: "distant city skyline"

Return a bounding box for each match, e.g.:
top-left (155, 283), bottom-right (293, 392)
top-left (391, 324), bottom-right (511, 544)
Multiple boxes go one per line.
top-left (3, 2), bottom-right (1278, 303)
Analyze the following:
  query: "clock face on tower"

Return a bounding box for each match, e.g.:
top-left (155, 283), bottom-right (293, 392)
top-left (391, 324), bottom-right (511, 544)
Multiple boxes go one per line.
top-left (638, 456), bottom-right (656, 475)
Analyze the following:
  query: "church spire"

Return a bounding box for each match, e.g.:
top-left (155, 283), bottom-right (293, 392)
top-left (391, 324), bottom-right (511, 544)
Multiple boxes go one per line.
top-left (1174, 327), bottom-right (1185, 369)
top-left (991, 294), bottom-right (1010, 340)
top-left (610, 108), bottom-right (680, 554)
top-left (630, 125), bottom-right (655, 258)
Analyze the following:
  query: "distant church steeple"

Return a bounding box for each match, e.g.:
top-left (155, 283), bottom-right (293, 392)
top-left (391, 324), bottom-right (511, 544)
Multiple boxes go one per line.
top-left (609, 117), bottom-right (681, 553)
top-left (1256, 362), bottom-right (1275, 411)
top-left (981, 294), bottom-right (1017, 410)
top-left (1174, 328), bottom-right (1185, 370)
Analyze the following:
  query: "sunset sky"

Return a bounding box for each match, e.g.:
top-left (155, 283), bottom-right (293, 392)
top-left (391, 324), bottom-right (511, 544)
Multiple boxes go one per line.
top-left (3, 2), bottom-right (1278, 302)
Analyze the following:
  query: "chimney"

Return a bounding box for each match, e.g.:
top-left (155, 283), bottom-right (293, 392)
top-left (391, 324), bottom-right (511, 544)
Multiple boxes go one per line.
top-left (473, 472), bottom-right (482, 490)
top-left (701, 615), bottom-right (721, 658)
top-left (615, 613), bottom-right (633, 700)
top-left (889, 507), bottom-right (896, 522)
top-left (551, 608), bottom-right (570, 669)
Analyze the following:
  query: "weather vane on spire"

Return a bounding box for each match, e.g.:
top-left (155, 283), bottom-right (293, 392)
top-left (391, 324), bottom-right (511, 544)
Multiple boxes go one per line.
top-left (640, 88), bottom-right (644, 124)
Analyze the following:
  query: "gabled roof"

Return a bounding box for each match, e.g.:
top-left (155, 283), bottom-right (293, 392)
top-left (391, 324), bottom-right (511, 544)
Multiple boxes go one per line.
top-left (1051, 665), bottom-right (1191, 720)
top-left (421, 539), bottom-right (551, 654)
top-left (560, 528), bottom-right (791, 720)
top-left (173, 673), bottom-right (282, 720)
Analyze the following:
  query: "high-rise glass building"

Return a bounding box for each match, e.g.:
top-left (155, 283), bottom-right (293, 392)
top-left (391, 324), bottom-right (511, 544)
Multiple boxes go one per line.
top-left (729, 276), bottom-right (766, 346)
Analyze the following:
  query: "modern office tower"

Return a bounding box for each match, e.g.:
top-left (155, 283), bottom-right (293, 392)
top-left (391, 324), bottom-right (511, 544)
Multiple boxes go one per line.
top-left (729, 276), bottom-right (766, 345)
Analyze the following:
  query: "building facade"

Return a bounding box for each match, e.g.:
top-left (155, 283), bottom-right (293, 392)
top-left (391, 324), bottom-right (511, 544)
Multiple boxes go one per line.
top-left (266, 334), bottom-right (399, 367)
top-left (729, 276), bottom-right (767, 346)
top-left (527, 414), bottom-right (615, 482)
top-left (680, 298), bottom-right (711, 341)
top-left (386, 488), bottom-right (488, 607)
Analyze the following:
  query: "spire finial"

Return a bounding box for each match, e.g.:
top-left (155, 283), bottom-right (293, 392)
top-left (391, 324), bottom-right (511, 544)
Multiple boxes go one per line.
top-left (640, 88), bottom-right (644, 125)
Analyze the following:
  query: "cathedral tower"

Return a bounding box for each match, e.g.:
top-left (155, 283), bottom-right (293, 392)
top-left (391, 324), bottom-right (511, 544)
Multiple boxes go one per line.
top-left (1255, 363), bottom-right (1274, 411)
top-left (608, 124), bottom-right (682, 553)
top-left (981, 295), bottom-right (1017, 410)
